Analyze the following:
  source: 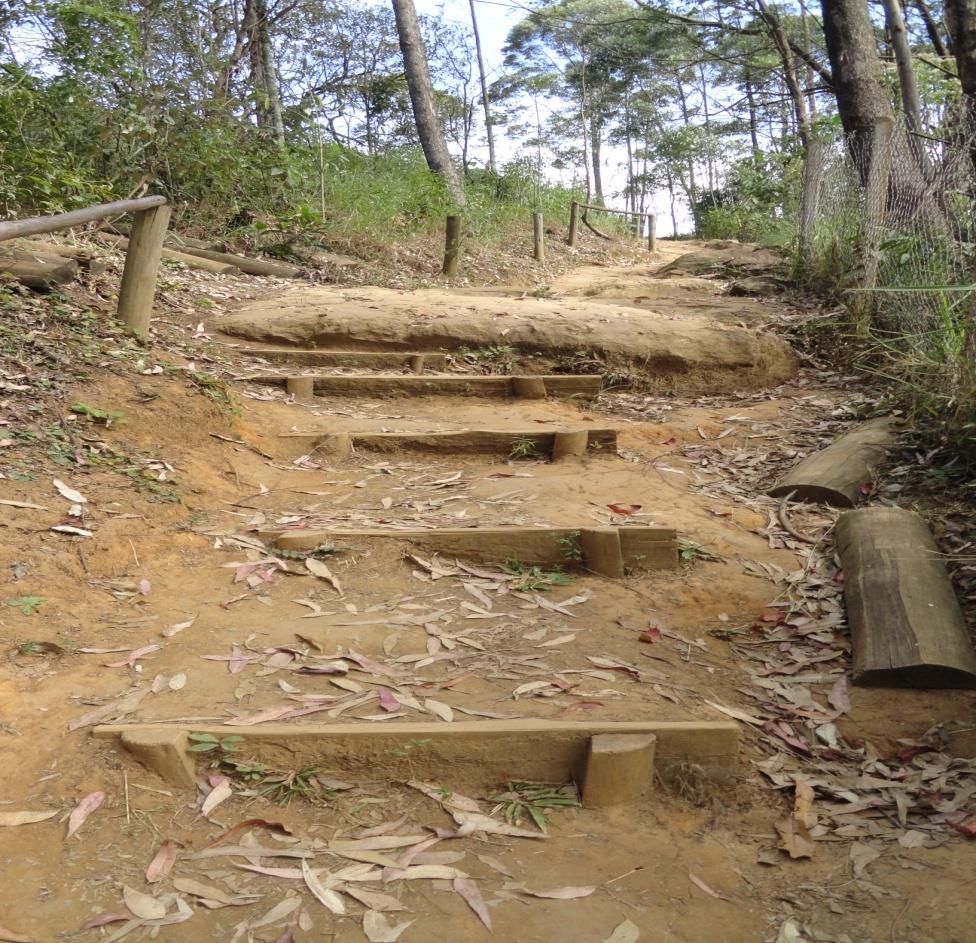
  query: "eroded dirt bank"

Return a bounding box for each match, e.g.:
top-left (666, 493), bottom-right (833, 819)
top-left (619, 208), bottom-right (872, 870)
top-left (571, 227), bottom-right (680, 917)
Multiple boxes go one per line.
top-left (0, 242), bottom-right (973, 943)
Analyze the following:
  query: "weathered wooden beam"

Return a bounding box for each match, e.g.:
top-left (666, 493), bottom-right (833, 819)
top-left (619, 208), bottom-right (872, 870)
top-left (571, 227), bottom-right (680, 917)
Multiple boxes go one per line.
top-left (175, 246), bottom-right (302, 278)
top-left (116, 204), bottom-right (171, 337)
top-left (247, 373), bottom-right (602, 399)
top-left (99, 233), bottom-right (240, 274)
top-left (0, 196), bottom-right (166, 242)
top-left (835, 507), bottom-right (976, 687)
top-left (93, 719), bottom-right (739, 791)
top-left (769, 416), bottom-right (898, 507)
top-left (284, 428), bottom-right (618, 457)
top-left (238, 348), bottom-right (448, 371)
top-left (264, 524), bottom-right (677, 571)
top-left (0, 250), bottom-right (78, 289)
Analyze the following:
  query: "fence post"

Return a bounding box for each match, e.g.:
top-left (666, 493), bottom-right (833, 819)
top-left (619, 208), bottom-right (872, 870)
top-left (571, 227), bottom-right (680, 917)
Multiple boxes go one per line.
top-left (567, 201), bottom-right (579, 247)
top-left (797, 138), bottom-right (824, 270)
top-left (116, 203), bottom-right (171, 338)
top-left (442, 215), bottom-right (461, 277)
top-left (647, 214), bottom-right (657, 253)
top-left (854, 117), bottom-right (894, 331)
top-left (533, 212), bottom-right (545, 262)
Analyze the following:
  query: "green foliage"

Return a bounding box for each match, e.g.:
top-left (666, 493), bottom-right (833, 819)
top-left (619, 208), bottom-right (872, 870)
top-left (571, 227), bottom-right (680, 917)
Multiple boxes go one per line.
top-left (491, 781), bottom-right (579, 832)
top-left (499, 559), bottom-right (575, 591)
top-left (6, 597), bottom-right (47, 615)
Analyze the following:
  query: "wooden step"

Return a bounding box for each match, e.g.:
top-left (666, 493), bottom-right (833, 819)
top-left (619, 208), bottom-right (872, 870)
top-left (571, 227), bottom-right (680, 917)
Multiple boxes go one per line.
top-left (94, 719), bottom-right (739, 793)
top-left (263, 524), bottom-right (677, 573)
top-left (281, 427), bottom-right (618, 457)
top-left (247, 373), bottom-right (602, 399)
top-left (237, 348), bottom-right (448, 372)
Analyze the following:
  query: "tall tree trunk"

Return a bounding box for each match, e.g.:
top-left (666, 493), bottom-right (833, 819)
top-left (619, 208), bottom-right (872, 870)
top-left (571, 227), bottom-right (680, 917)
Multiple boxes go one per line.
top-left (590, 113), bottom-right (604, 205)
top-left (754, 0), bottom-right (810, 146)
top-left (820, 0), bottom-right (898, 182)
top-left (745, 69), bottom-right (760, 155)
top-left (882, 0), bottom-right (930, 174)
top-left (391, 0), bottom-right (466, 206)
top-left (913, 0), bottom-right (951, 56)
top-left (943, 0), bottom-right (976, 386)
top-left (467, 0), bottom-right (497, 174)
top-left (698, 63), bottom-right (715, 190)
top-left (255, 0), bottom-right (284, 146)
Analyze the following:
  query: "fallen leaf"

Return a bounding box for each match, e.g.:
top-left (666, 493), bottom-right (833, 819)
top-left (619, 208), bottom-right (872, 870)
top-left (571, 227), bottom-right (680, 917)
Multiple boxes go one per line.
top-left (145, 840), bottom-right (181, 882)
top-left (123, 885), bottom-right (167, 920)
top-left (775, 780), bottom-right (817, 860)
top-left (688, 872), bottom-right (727, 900)
top-left (201, 777), bottom-right (233, 816)
top-left (639, 628), bottom-right (662, 644)
top-left (173, 877), bottom-right (257, 907)
top-left (341, 887), bottom-right (408, 912)
top-left (205, 818), bottom-right (293, 848)
top-left (66, 791), bottom-right (105, 838)
top-left (424, 698), bottom-right (454, 722)
top-left (302, 859), bottom-right (346, 914)
top-left (453, 876), bottom-right (491, 929)
top-left (703, 699), bottom-right (763, 725)
top-left (76, 913), bottom-right (130, 931)
top-left (53, 478), bottom-right (87, 503)
top-left (607, 503), bottom-right (641, 515)
top-left (603, 919), bottom-right (640, 943)
top-left (0, 810), bottom-right (58, 826)
top-left (363, 910), bottom-right (414, 942)
top-left (520, 885), bottom-right (596, 899)
top-left (849, 842), bottom-right (881, 878)
top-left (168, 672), bottom-right (187, 690)
top-left (246, 897), bottom-right (301, 931)
top-left (306, 558), bottom-right (343, 596)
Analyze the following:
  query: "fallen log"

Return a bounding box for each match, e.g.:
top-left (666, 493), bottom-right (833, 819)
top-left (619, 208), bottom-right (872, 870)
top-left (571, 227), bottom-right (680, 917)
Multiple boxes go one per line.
top-left (97, 234), bottom-right (240, 274)
top-left (176, 246), bottom-right (302, 278)
top-left (835, 507), bottom-right (976, 688)
top-left (769, 416), bottom-right (897, 507)
top-left (21, 240), bottom-right (109, 274)
top-left (0, 250), bottom-right (78, 289)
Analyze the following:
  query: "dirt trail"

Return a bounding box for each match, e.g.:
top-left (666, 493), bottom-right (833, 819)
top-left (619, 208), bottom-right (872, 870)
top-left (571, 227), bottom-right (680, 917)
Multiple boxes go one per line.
top-left (1, 241), bottom-right (974, 943)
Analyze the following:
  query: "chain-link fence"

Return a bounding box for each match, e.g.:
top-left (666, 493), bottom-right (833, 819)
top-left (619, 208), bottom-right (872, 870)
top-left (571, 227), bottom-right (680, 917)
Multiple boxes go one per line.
top-left (799, 116), bottom-right (976, 399)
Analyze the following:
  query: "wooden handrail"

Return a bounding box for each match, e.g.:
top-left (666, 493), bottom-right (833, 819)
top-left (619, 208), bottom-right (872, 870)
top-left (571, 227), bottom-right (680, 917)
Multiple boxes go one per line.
top-left (0, 196), bottom-right (166, 242)
top-left (576, 203), bottom-right (652, 218)
top-left (0, 195), bottom-right (169, 338)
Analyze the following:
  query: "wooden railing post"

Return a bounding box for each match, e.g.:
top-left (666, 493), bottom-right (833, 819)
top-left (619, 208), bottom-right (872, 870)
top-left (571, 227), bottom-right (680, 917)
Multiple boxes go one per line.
top-left (116, 204), bottom-right (171, 338)
top-left (442, 214), bottom-right (461, 277)
top-left (567, 201), bottom-right (579, 247)
top-left (533, 212), bottom-right (545, 262)
top-left (647, 214), bottom-right (657, 253)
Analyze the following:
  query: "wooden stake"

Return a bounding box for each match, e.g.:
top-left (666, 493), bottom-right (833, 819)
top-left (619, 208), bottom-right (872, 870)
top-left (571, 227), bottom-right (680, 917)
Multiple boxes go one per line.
top-left (647, 213), bottom-right (657, 253)
top-left (551, 430), bottom-right (589, 461)
top-left (442, 215), bottom-right (461, 277)
top-left (116, 204), bottom-right (171, 338)
top-left (409, 354), bottom-right (426, 374)
top-left (580, 526), bottom-right (625, 578)
top-left (533, 212), bottom-right (545, 262)
top-left (567, 201), bottom-right (579, 247)
top-left (286, 377), bottom-right (315, 402)
top-left (511, 376), bottom-right (547, 399)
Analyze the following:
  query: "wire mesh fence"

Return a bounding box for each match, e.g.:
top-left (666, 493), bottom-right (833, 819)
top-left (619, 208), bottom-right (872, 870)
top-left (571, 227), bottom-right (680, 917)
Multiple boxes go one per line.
top-left (800, 114), bottom-right (976, 409)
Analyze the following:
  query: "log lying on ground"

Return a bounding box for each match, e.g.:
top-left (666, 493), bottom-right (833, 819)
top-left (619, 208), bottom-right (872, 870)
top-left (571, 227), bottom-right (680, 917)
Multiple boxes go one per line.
top-left (97, 233), bottom-right (240, 274)
top-left (769, 416), bottom-right (898, 507)
top-left (178, 246), bottom-right (302, 278)
top-left (835, 507), bottom-right (976, 688)
top-left (21, 240), bottom-right (109, 274)
top-left (0, 249), bottom-right (78, 289)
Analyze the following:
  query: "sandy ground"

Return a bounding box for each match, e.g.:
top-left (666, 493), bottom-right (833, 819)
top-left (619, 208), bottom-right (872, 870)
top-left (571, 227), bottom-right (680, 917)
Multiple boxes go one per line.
top-left (1, 241), bottom-right (974, 943)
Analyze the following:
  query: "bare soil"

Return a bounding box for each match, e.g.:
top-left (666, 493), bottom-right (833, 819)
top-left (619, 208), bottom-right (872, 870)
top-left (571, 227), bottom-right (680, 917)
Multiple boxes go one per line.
top-left (1, 240), bottom-right (974, 943)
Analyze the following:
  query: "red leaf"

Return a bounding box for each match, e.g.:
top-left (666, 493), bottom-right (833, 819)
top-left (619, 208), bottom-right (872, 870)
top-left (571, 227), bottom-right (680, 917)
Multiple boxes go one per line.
top-left (607, 503), bottom-right (642, 516)
top-left (639, 628), bottom-right (662, 644)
